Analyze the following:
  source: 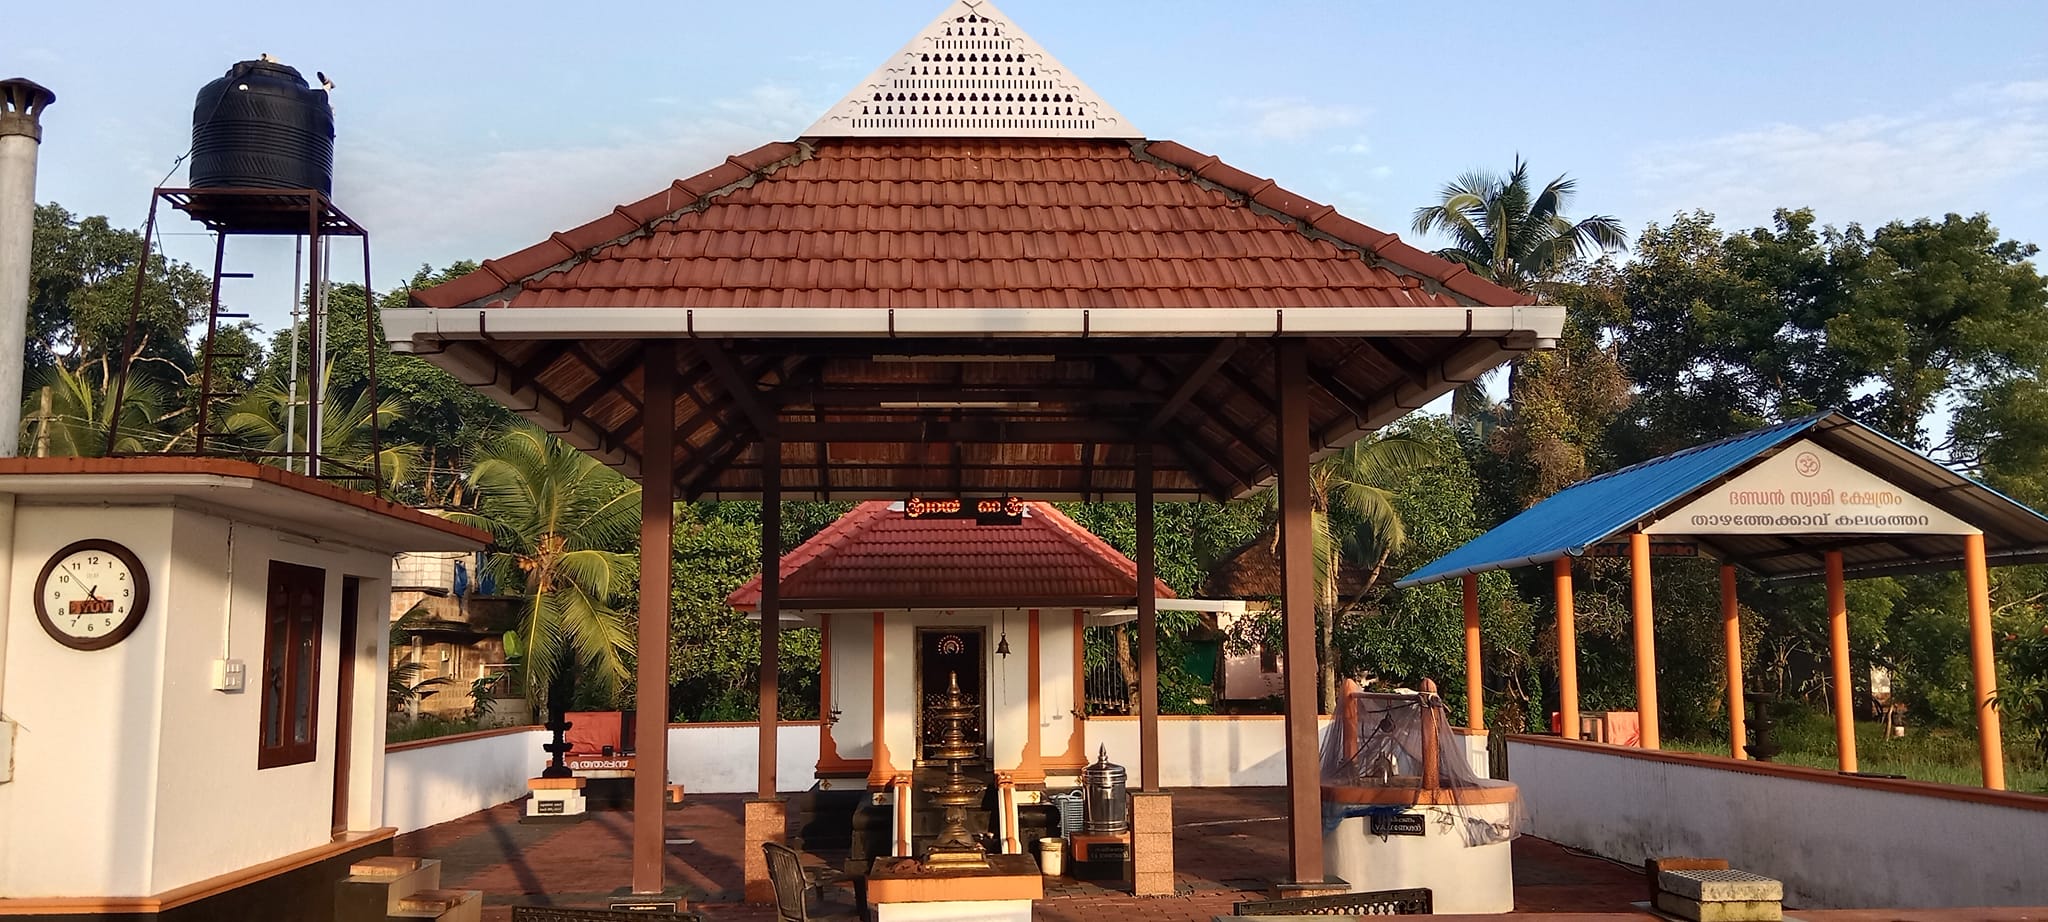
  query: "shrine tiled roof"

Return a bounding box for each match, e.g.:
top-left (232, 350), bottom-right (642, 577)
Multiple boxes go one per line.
top-left (727, 500), bottom-right (1174, 610)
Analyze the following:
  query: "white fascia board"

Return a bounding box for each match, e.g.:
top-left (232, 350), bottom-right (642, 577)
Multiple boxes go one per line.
top-left (384, 306), bottom-right (1565, 349)
top-left (1091, 598), bottom-right (1250, 626)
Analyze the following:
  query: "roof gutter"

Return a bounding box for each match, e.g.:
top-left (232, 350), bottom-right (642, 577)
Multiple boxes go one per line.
top-left (384, 306), bottom-right (1565, 350)
top-left (1392, 547), bottom-right (1582, 589)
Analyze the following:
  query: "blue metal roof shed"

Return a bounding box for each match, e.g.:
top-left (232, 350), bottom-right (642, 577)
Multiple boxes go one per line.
top-left (1397, 411), bottom-right (2048, 586)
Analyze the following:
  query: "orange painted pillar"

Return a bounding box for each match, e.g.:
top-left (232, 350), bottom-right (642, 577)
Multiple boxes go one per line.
top-left (1964, 533), bottom-right (2007, 790)
top-left (1339, 678), bottom-right (1362, 765)
top-left (1721, 565), bottom-right (1747, 760)
top-left (1463, 574), bottom-right (1483, 730)
top-left (1420, 678), bottom-right (1442, 791)
top-left (1824, 551), bottom-right (1856, 773)
top-left (1629, 533), bottom-right (1661, 750)
top-left (1554, 558), bottom-right (1580, 740)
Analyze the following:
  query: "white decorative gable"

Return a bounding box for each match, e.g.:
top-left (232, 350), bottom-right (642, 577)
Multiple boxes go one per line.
top-left (804, 0), bottom-right (1140, 139)
top-left (1644, 440), bottom-right (1979, 536)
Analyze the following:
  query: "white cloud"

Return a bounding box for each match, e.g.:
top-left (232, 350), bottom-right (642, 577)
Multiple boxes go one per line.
top-left (1628, 92), bottom-right (2048, 232)
top-left (1963, 79), bottom-right (2048, 106)
top-left (333, 83), bottom-right (821, 275)
top-left (1223, 97), bottom-right (1363, 142)
top-left (1328, 136), bottom-right (1374, 156)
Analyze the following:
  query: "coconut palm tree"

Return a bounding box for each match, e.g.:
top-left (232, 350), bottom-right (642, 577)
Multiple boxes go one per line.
top-left (22, 361), bottom-right (189, 456)
top-left (1239, 434), bottom-right (1439, 711)
top-left (1410, 156), bottom-right (1627, 294)
top-left (223, 366), bottom-right (417, 485)
top-left (443, 428), bottom-right (640, 719)
top-left (1307, 433), bottom-right (1439, 710)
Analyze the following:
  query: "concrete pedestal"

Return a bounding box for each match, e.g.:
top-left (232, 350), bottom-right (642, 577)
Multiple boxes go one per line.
top-left (1323, 800), bottom-right (1516, 914)
top-left (743, 797), bottom-right (788, 903)
top-left (1130, 790), bottom-right (1175, 895)
top-left (525, 777), bottom-right (587, 821)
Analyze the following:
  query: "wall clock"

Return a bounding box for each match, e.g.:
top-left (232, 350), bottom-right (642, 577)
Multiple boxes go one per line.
top-left (34, 538), bottom-right (150, 651)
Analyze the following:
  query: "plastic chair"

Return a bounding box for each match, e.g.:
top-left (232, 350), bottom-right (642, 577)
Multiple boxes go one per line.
top-left (761, 841), bottom-right (858, 921)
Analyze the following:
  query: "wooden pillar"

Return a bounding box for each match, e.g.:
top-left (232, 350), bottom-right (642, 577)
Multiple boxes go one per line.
top-left (1721, 564), bottom-right (1747, 760)
top-left (1135, 445), bottom-right (1160, 792)
top-left (1825, 550), bottom-right (1856, 773)
top-left (1463, 574), bottom-right (1483, 730)
top-left (1275, 338), bottom-right (1322, 885)
top-left (632, 341), bottom-right (676, 896)
top-left (1554, 557), bottom-right (1580, 740)
top-left (1964, 533), bottom-right (2007, 790)
top-left (759, 435), bottom-right (782, 798)
top-left (1628, 532), bottom-right (1661, 750)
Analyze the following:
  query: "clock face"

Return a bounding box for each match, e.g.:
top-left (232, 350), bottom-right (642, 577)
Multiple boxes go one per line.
top-left (35, 539), bottom-right (150, 651)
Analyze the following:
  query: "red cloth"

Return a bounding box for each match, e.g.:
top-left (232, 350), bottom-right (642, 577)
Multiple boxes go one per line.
top-left (565, 711), bottom-right (623, 755)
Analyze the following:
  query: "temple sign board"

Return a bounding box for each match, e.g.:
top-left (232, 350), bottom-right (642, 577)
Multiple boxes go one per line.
top-left (1644, 440), bottom-right (1978, 536)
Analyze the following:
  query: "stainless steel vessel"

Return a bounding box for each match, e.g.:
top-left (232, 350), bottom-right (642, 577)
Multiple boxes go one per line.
top-left (1082, 744), bottom-right (1129, 834)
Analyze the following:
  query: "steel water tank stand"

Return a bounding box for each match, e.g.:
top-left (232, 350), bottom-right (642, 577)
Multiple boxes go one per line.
top-left (103, 186), bottom-right (383, 496)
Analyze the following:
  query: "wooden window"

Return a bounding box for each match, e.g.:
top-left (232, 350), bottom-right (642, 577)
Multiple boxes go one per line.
top-left (259, 561), bottom-right (326, 769)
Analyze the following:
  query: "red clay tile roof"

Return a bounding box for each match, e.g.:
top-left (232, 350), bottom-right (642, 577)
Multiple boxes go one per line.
top-left (727, 500), bottom-right (1175, 610)
top-left (413, 138), bottom-right (1533, 311)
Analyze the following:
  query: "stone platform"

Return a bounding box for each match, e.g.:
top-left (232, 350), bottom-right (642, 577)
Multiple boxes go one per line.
top-left (865, 853), bottom-right (1042, 921)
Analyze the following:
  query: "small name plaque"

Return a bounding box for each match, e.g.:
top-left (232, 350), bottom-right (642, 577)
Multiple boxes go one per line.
top-left (1370, 812), bottom-right (1426, 837)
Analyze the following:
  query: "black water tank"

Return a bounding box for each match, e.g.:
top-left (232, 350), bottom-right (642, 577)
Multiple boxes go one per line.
top-left (188, 58), bottom-right (333, 193)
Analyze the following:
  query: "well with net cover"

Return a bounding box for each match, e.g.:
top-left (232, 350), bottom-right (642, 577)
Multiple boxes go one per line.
top-left (1320, 679), bottom-right (1522, 913)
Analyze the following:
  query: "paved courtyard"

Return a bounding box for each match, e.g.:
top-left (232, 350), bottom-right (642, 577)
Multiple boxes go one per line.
top-left (393, 787), bottom-right (2040, 921)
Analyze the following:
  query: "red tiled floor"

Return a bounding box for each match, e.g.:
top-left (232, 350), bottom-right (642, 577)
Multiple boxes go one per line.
top-left (390, 787), bottom-right (2032, 921)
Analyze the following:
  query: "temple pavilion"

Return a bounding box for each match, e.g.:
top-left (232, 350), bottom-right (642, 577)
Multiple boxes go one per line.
top-left (385, 0), bottom-right (1559, 901)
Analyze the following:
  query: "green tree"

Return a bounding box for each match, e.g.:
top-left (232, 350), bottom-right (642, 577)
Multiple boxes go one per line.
top-left (28, 204), bottom-right (211, 382)
top-left (223, 364), bottom-right (419, 486)
top-left (1351, 417), bottom-right (1532, 722)
top-left (1306, 434), bottom-right (1439, 710)
top-left (262, 263), bottom-right (518, 506)
top-left (1410, 156), bottom-right (1627, 294)
top-left (668, 502), bottom-right (839, 721)
top-left (445, 429), bottom-right (641, 717)
top-left (21, 361), bottom-right (189, 456)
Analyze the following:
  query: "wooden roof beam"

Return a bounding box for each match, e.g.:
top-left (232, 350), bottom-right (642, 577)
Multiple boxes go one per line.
top-left (1133, 354), bottom-right (1276, 471)
top-left (563, 345), bottom-right (655, 417)
top-left (506, 340), bottom-right (578, 395)
top-left (695, 340), bottom-right (779, 435)
top-left (1304, 360), bottom-right (1376, 429)
top-left (678, 356), bottom-right (822, 499)
top-left (773, 386), bottom-right (1157, 407)
top-left (1145, 337), bottom-right (1239, 434)
top-left (1097, 354), bottom-right (1248, 500)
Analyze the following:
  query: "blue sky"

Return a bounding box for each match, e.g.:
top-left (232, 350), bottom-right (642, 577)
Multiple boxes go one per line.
top-left (8, 0), bottom-right (2047, 333)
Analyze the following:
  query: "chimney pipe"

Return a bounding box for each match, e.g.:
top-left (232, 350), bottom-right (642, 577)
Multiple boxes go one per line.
top-left (0, 78), bottom-right (54, 458)
top-left (0, 78), bottom-right (49, 782)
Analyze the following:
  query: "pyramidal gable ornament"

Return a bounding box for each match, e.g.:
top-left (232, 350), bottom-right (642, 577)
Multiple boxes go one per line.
top-left (804, 0), bottom-right (1140, 139)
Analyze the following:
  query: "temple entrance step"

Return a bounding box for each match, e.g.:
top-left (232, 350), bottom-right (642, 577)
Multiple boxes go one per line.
top-left (392, 888), bottom-right (483, 922)
top-left (337, 856), bottom-right (440, 921)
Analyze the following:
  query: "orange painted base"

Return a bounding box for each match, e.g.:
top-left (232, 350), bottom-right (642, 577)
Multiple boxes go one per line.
top-left (1320, 778), bottom-right (1521, 806)
top-left (1068, 832), bottom-right (1131, 863)
top-left (865, 855), bottom-right (1045, 904)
